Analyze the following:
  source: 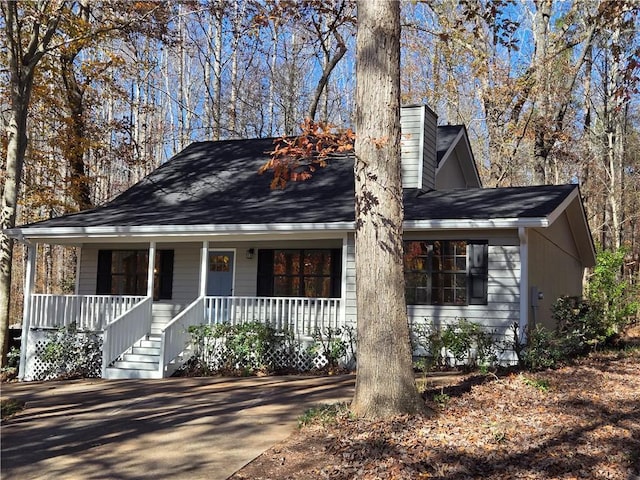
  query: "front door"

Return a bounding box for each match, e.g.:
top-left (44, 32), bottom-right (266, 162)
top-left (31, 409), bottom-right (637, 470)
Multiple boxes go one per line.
top-left (206, 251), bottom-right (235, 296)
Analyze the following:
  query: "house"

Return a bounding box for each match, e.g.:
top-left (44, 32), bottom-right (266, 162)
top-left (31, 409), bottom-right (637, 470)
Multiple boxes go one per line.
top-left (7, 105), bottom-right (596, 380)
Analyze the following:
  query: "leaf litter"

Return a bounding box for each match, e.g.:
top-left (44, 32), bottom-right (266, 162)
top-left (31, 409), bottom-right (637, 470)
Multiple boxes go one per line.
top-left (231, 349), bottom-right (640, 480)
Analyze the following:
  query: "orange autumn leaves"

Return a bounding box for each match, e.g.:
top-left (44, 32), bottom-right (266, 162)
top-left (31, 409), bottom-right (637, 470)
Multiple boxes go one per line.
top-left (260, 119), bottom-right (355, 190)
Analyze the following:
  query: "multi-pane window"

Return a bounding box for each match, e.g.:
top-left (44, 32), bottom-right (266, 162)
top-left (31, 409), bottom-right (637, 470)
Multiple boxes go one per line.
top-left (404, 240), bottom-right (488, 305)
top-left (257, 249), bottom-right (341, 298)
top-left (97, 250), bottom-right (174, 300)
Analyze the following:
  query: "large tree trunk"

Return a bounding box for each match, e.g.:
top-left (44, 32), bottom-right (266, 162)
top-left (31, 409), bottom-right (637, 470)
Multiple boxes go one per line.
top-left (350, 0), bottom-right (425, 418)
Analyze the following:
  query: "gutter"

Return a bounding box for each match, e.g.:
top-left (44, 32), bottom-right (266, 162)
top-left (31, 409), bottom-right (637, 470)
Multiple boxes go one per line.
top-left (7, 217), bottom-right (553, 242)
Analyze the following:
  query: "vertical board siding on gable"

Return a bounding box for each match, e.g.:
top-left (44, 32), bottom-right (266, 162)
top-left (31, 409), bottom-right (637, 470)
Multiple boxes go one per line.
top-left (528, 214), bottom-right (585, 329)
top-left (435, 147), bottom-right (467, 189)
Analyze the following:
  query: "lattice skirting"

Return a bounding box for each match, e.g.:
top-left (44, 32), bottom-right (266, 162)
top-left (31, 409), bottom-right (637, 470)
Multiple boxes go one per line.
top-left (22, 328), bottom-right (104, 381)
top-left (183, 337), bottom-right (345, 373)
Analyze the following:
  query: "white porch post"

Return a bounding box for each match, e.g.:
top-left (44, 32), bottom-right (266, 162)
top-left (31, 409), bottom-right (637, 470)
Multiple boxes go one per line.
top-left (147, 242), bottom-right (156, 298)
top-left (519, 227), bottom-right (529, 341)
top-left (340, 234), bottom-right (348, 327)
top-left (74, 247), bottom-right (82, 295)
top-left (199, 241), bottom-right (209, 296)
top-left (19, 243), bottom-right (37, 380)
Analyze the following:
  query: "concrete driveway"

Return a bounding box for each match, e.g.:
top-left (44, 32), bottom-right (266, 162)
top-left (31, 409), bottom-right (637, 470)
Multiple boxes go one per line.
top-left (1, 375), bottom-right (355, 480)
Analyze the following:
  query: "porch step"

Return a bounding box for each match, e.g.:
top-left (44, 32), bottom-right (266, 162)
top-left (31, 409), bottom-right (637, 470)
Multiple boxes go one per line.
top-left (104, 367), bottom-right (162, 379)
top-left (104, 334), bottom-right (163, 380)
top-left (120, 353), bottom-right (160, 363)
top-left (132, 346), bottom-right (161, 356)
top-left (111, 359), bottom-right (158, 370)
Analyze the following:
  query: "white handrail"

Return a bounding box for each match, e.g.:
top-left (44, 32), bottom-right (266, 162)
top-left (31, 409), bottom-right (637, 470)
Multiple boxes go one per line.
top-left (102, 297), bottom-right (153, 377)
top-left (28, 294), bottom-right (147, 331)
top-left (159, 296), bottom-right (205, 376)
top-left (203, 296), bottom-right (342, 338)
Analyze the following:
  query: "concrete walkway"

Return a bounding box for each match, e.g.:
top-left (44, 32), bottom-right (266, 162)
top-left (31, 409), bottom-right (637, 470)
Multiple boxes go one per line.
top-left (1, 375), bottom-right (355, 480)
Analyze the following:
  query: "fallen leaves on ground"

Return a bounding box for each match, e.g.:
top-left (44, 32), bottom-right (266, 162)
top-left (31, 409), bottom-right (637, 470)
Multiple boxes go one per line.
top-left (231, 349), bottom-right (640, 480)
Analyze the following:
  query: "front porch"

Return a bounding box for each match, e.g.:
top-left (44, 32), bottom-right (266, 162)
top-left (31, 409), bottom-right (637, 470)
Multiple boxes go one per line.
top-left (20, 294), bottom-right (343, 380)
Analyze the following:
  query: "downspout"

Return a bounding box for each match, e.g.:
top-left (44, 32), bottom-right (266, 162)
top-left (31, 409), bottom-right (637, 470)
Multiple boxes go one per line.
top-left (19, 241), bottom-right (36, 381)
top-left (518, 227), bottom-right (529, 342)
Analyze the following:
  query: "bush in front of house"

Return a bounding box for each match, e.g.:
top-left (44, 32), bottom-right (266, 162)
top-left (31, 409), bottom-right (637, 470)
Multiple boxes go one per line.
top-left (183, 323), bottom-right (356, 376)
top-left (308, 325), bottom-right (356, 372)
top-left (412, 318), bottom-right (499, 372)
top-left (36, 322), bottom-right (103, 380)
top-left (521, 296), bottom-right (617, 370)
top-left (185, 322), bottom-right (296, 375)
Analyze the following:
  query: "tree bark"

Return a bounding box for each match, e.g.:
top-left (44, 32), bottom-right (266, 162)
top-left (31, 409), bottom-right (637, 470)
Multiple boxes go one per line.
top-left (60, 46), bottom-right (93, 211)
top-left (351, 0), bottom-right (425, 418)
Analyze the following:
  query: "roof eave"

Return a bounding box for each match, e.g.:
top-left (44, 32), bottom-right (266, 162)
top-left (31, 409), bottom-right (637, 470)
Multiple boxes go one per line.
top-left (8, 217), bottom-right (552, 242)
top-left (5, 222), bottom-right (357, 243)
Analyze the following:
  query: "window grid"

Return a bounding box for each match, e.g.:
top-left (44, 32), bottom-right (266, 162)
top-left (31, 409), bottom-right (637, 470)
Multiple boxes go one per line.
top-left (404, 240), bottom-right (468, 305)
top-left (273, 249), bottom-right (333, 298)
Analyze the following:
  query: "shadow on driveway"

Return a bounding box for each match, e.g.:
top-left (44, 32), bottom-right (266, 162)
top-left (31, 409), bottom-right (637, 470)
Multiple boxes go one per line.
top-left (1, 375), bottom-right (355, 480)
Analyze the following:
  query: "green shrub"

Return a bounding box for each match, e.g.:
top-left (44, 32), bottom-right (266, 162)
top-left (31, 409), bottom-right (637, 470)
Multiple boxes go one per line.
top-left (37, 323), bottom-right (102, 380)
top-left (310, 325), bottom-right (356, 371)
top-left (588, 248), bottom-right (638, 334)
top-left (552, 296), bottom-right (607, 354)
top-left (442, 318), bottom-right (498, 369)
top-left (413, 319), bottom-right (498, 370)
top-left (411, 322), bottom-right (446, 370)
top-left (186, 322), bottom-right (292, 375)
top-left (521, 325), bottom-right (563, 370)
top-left (1, 399), bottom-right (25, 420)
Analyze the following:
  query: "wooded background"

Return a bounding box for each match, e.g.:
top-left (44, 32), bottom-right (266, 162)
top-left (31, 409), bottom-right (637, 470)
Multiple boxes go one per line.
top-left (2, 0), bottom-right (639, 326)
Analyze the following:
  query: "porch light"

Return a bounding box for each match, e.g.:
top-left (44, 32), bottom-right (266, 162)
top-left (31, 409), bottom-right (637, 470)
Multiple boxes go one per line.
top-left (246, 248), bottom-right (255, 260)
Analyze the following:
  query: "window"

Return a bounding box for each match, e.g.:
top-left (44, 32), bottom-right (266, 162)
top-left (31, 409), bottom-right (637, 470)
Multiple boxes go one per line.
top-left (404, 240), bottom-right (488, 305)
top-left (97, 249), bottom-right (174, 300)
top-left (257, 249), bottom-right (342, 298)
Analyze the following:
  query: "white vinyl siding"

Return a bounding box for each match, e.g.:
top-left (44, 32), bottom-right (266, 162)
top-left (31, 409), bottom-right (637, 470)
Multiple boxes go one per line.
top-left (400, 105), bottom-right (437, 190)
top-left (344, 233), bottom-right (357, 327)
top-left (407, 245), bottom-right (520, 331)
top-left (343, 231), bottom-right (520, 336)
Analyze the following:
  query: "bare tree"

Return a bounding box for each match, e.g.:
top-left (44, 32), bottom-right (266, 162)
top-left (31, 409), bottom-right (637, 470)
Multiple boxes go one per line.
top-left (1, 0), bottom-right (67, 366)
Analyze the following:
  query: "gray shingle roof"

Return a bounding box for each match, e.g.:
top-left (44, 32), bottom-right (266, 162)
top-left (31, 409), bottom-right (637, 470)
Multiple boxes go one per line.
top-left (19, 136), bottom-right (578, 230)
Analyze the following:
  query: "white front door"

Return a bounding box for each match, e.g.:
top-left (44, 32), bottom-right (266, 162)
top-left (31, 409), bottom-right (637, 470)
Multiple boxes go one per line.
top-left (206, 251), bottom-right (235, 296)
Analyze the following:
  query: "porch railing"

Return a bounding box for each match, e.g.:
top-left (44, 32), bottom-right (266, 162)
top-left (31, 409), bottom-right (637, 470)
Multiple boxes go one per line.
top-left (204, 296), bottom-right (342, 338)
top-left (102, 296), bottom-right (153, 376)
top-left (27, 294), bottom-right (147, 331)
top-left (159, 296), bottom-right (205, 376)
